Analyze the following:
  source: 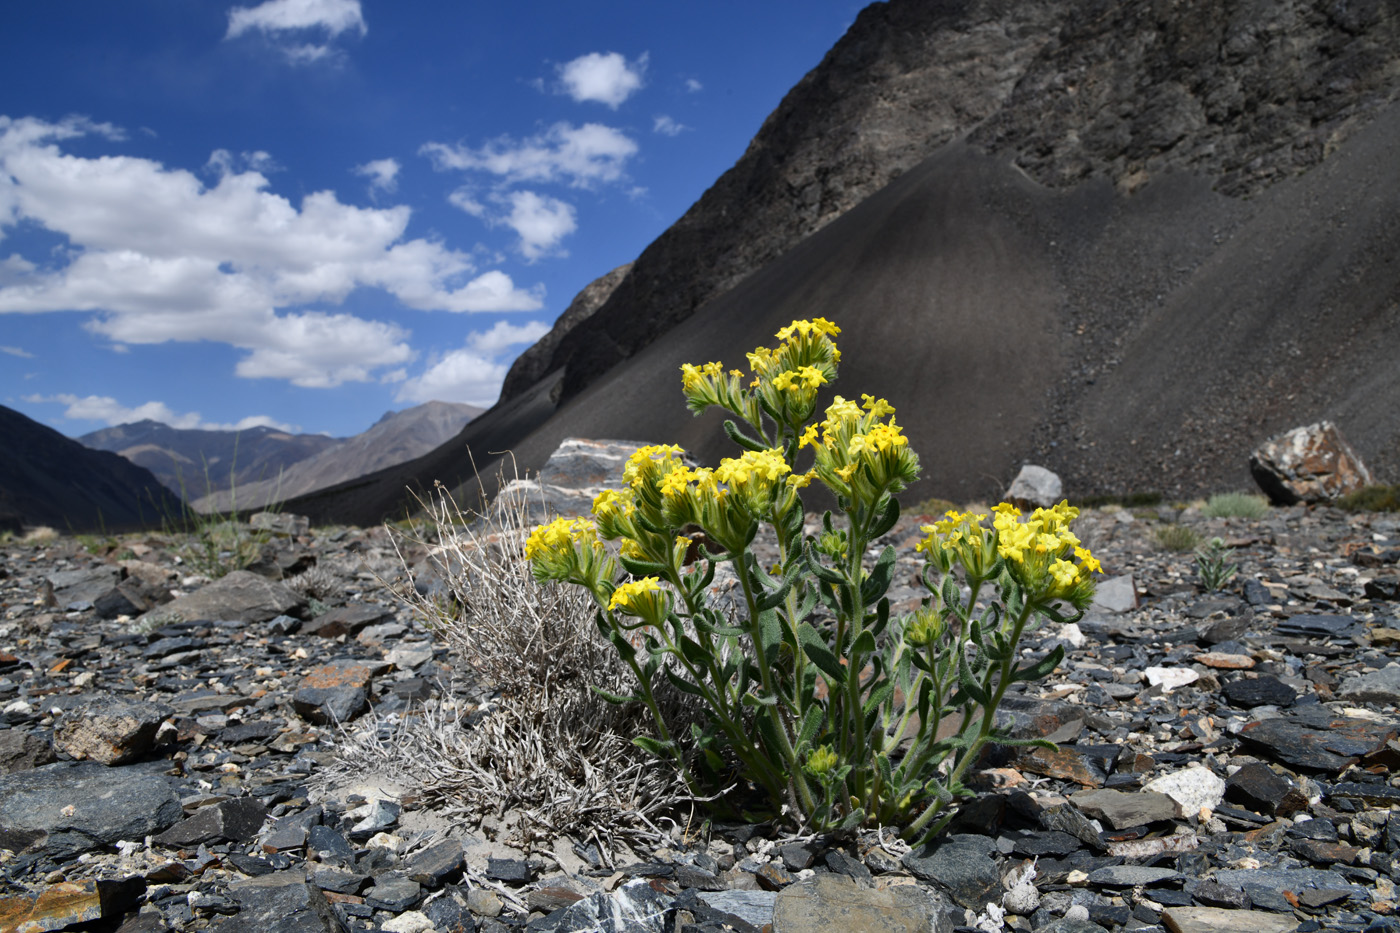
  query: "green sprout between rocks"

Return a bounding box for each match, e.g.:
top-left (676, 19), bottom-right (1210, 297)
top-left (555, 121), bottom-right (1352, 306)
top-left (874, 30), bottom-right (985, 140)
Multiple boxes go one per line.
top-left (1195, 536), bottom-right (1238, 592)
top-left (525, 319), bottom-right (1102, 843)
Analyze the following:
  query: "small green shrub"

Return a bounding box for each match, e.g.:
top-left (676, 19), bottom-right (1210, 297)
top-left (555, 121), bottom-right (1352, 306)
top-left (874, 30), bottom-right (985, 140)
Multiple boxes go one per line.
top-left (528, 319), bottom-right (1101, 843)
top-left (1195, 537), bottom-right (1238, 592)
top-left (1202, 492), bottom-right (1269, 520)
top-left (1154, 523), bottom-right (1202, 552)
top-left (1338, 484), bottom-right (1400, 513)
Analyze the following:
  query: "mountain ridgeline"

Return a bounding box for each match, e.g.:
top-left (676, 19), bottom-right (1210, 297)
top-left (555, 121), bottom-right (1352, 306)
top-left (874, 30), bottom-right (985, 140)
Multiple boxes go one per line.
top-left (282, 0), bottom-right (1400, 526)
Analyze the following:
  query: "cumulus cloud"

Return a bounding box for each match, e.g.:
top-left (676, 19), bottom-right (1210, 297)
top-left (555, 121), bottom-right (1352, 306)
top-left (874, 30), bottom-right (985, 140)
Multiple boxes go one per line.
top-left (1, 344), bottom-right (33, 358)
top-left (226, 0), bottom-right (366, 62)
top-left (422, 122), bottom-right (637, 189)
top-left (0, 115), bottom-right (542, 387)
top-left (449, 189), bottom-right (576, 260)
top-left (653, 115), bottom-right (687, 137)
top-left (353, 157), bottom-right (400, 195)
top-left (556, 52), bottom-right (647, 109)
top-left (25, 393), bottom-right (297, 432)
top-left (684, 78), bottom-right (704, 93)
top-left (396, 320), bottom-right (550, 406)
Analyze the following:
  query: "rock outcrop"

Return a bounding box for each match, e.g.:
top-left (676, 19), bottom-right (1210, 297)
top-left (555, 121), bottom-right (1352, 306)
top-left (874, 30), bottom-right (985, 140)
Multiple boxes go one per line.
top-left (1250, 421), bottom-right (1374, 505)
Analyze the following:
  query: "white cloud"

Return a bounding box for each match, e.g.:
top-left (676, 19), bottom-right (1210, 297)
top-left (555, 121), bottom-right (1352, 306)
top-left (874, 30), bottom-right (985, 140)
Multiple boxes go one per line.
top-left (556, 52), bottom-right (647, 109)
top-left (226, 0), bottom-right (366, 63)
top-left (653, 115), bottom-right (687, 137)
top-left (396, 320), bottom-right (551, 406)
top-left (422, 122), bottom-right (638, 189)
top-left (685, 78), bottom-right (704, 93)
top-left (207, 149), bottom-right (281, 177)
top-left (354, 157), bottom-right (400, 195)
top-left (25, 393), bottom-right (297, 432)
top-left (449, 189), bottom-right (576, 261)
top-left (467, 319), bottom-right (550, 355)
top-left (1, 344), bottom-right (33, 358)
top-left (0, 115), bottom-right (542, 387)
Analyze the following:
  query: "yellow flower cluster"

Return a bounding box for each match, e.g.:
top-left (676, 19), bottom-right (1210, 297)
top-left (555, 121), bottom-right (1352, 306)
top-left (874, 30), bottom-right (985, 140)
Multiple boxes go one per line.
top-left (994, 501), bottom-right (1103, 599)
top-left (525, 516), bottom-right (599, 560)
top-left (771, 365), bottom-right (828, 393)
top-left (916, 509), bottom-right (994, 576)
top-left (681, 319), bottom-right (841, 428)
top-left (808, 395), bottom-right (920, 502)
top-left (776, 318), bottom-right (840, 341)
top-left (608, 575), bottom-right (663, 611)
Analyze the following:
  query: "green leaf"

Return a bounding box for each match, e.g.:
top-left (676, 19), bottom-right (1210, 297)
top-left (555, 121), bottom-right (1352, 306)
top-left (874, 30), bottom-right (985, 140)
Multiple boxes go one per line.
top-left (678, 634), bottom-right (710, 667)
top-left (957, 648), bottom-right (990, 706)
top-left (863, 681), bottom-right (894, 715)
top-left (619, 554), bottom-right (672, 578)
top-left (590, 685), bottom-right (639, 705)
top-left (837, 807), bottom-right (867, 831)
top-left (851, 629), bottom-right (876, 659)
top-left (756, 577), bottom-right (792, 612)
top-left (755, 712), bottom-right (788, 762)
top-left (632, 735), bottom-right (674, 758)
top-left (758, 608), bottom-right (783, 656)
top-left (796, 705), bottom-right (824, 749)
top-left (861, 546), bottom-right (896, 605)
top-left (868, 596), bottom-right (890, 637)
top-left (799, 624), bottom-right (844, 681)
top-left (607, 627), bottom-right (636, 662)
top-left (664, 666), bottom-right (706, 697)
top-left (870, 495), bottom-right (901, 539)
top-left (741, 691), bottom-right (780, 707)
top-left (941, 574), bottom-right (961, 615)
top-left (1013, 644), bottom-right (1065, 683)
top-left (987, 734), bottom-right (1058, 750)
top-left (723, 418), bottom-right (769, 452)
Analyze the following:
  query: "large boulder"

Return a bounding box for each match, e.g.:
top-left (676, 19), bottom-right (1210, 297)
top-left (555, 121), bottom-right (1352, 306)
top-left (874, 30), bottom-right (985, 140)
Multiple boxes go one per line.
top-left (1249, 421), bottom-right (1373, 505)
top-left (1003, 465), bottom-right (1064, 509)
top-left (490, 438), bottom-right (700, 524)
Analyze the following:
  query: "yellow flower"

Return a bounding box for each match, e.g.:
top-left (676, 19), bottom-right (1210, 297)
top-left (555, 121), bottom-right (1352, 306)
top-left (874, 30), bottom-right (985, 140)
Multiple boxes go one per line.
top-left (1075, 546), bottom-right (1103, 574)
top-left (805, 744), bottom-right (839, 776)
top-left (787, 470), bottom-right (815, 489)
top-left (592, 488), bottom-right (627, 517)
top-left (798, 424), bottom-right (819, 449)
top-left (772, 365), bottom-right (828, 392)
top-left (608, 576), bottom-right (663, 611)
top-left (623, 444), bottom-right (685, 489)
top-left (822, 395), bottom-right (862, 427)
top-left (776, 318), bottom-right (841, 341)
top-left (525, 517), bottom-right (597, 560)
top-left (861, 394), bottom-right (895, 418)
top-left (835, 463), bottom-right (858, 482)
top-left (1050, 559), bottom-right (1079, 589)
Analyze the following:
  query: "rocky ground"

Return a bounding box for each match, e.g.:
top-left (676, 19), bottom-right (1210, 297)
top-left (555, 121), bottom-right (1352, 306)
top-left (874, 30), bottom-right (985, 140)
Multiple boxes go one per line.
top-left (1, 495), bottom-right (1399, 933)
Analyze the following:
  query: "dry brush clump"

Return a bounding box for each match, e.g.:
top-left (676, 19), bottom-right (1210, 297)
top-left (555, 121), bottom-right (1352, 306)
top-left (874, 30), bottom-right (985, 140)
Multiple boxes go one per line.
top-left (325, 476), bottom-right (702, 852)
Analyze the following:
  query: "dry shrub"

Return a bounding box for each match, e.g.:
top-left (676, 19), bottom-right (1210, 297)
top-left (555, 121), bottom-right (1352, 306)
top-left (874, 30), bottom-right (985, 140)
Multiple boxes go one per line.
top-left (325, 475), bottom-right (700, 853)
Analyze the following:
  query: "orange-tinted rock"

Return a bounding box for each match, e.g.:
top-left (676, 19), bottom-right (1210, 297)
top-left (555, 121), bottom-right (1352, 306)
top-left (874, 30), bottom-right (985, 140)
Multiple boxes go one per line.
top-left (1195, 652), bottom-right (1255, 670)
top-left (1249, 421), bottom-right (1373, 505)
top-left (0, 878), bottom-right (143, 933)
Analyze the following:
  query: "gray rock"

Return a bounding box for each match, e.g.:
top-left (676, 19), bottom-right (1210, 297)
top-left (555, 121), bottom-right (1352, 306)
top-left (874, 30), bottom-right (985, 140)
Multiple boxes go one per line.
top-left (0, 730), bottom-right (55, 774)
top-left (138, 569), bottom-right (305, 626)
top-left (53, 695), bottom-right (175, 765)
top-left (365, 874), bottom-right (421, 912)
top-left (153, 797), bottom-right (268, 848)
top-left (1211, 867), bottom-right (1355, 913)
top-left (1070, 789), bottom-right (1177, 829)
top-left (1091, 575), bottom-right (1137, 613)
top-left (697, 890), bottom-right (778, 929)
top-left (1086, 865), bottom-right (1181, 886)
top-left (302, 603), bottom-right (393, 638)
top-left (1224, 762), bottom-right (1307, 816)
top-left (307, 824), bottom-right (355, 861)
top-left (405, 838), bottom-right (464, 887)
top-left (0, 762), bottom-right (182, 858)
top-left (220, 872), bottom-right (343, 933)
top-left (1338, 665), bottom-right (1400, 704)
top-left (0, 877), bottom-right (145, 933)
top-left (1003, 464), bottom-right (1064, 510)
top-left (773, 872), bottom-right (953, 933)
top-left (901, 835), bottom-right (1001, 909)
top-left (1159, 905), bottom-right (1300, 933)
top-left (537, 878), bottom-right (672, 933)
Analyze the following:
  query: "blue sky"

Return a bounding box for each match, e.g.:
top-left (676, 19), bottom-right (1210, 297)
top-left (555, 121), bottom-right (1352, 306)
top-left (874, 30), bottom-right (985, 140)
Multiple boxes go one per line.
top-left (0, 0), bottom-right (862, 438)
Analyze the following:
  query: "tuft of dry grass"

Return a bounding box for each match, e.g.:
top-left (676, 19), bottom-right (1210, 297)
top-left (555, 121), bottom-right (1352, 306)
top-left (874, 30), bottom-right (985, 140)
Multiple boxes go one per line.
top-left (322, 474), bottom-right (703, 853)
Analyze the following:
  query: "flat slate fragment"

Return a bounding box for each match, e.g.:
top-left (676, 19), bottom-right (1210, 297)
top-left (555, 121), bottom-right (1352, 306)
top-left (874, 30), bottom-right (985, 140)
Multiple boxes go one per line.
top-left (1161, 905), bottom-right (1299, 933)
top-left (773, 873), bottom-right (950, 933)
top-left (0, 762), bottom-right (182, 858)
top-left (1236, 708), bottom-right (1399, 771)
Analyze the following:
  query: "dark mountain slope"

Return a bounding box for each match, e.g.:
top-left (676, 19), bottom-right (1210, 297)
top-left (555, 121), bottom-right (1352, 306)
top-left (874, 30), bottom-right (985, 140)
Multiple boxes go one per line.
top-left (0, 406), bottom-right (183, 533)
top-left (281, 99), bottom-right (1400, 523)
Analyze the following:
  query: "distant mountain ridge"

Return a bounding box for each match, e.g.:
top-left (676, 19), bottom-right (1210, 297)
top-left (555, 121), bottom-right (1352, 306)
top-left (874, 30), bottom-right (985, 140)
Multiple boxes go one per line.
top-left (191, 400), bottom-right (482, 512)
top-left (1, 405), bottom-right (182, 533)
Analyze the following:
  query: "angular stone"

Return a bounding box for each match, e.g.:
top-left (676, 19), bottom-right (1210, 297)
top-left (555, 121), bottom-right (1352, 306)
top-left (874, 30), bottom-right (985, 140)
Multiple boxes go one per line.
top-left (292, 661), bottom-right (375, 724)
top-left (1211, 867), bottom-right (1354, 913)
top-left (53, 695), bottom-right (175, 765)
top-left (1040, 803), bottom-right (1104, 848)
top-left (1224, 762), bottom-right (1307, 816)
top-left (1144, 667), bottom-right (1199, 692)
top-left (221, 872), bottom-right (343, 933)
top-left (423, 890), bottom-right (475, 933)
top-left (1249, 421), bottom-right (1372, 505)
top-left (1221, 676), bottom-right (1297, 708)
top-left (901, 835), bottom-right (1000, 909)
top-left (1086, 865), bottom-right (1181, 887)
top-left (1143, 767), bottom-right (1226, 816)
top-left (139, 569), bottom-right (305, 626)
top-left (365, 875), bottom-right (421, 912)
top-left (1275, 614), bottom-right (1362, 638)
top-left (308, 824), bottom-right (355, 861)
top-left (0, 878), bottom-right (144, 933)
top-left (1194, 652), bottom-right (1254, 670)
top-left (1328, 780), bottom-right (1400, 806)
top-left (302, 603), bottom-right (393, 638)
top-left (1337, 665), bottom-right (1400, 704)
top-left (696, 889), bottom-right (777, 930)
top-left (1161, 905), bottom-right (1299, 933)
top-left (1019, 746), bottom-right (1106, 787)
top-left (773, 872), bottom-right (952, 933)
top-left (154, 797), bottom-right (267, 847)
top-left (485, 857), bottom-right (530, 882)
top-left (0, 730), bottom-right (55, 774)
top-left (1236, 708), bottom-right (1399, 771)
top-left (539, 877), bottom-right (672, 933)
top-left (1091, 574), bottom-right (1136, 613)
top-left (405, 838), bottom-right (464, 887)
top-left (382, 911), bottom-right (435, 933)
top-left (1010, 830), bottom-right (1084, 858)
top-left (1069, 789), bottom-right (1177, 829)
top-left (0, 762), bottom-right (182, 858)
top-left (1003, 465), bottom-right (1063, 510)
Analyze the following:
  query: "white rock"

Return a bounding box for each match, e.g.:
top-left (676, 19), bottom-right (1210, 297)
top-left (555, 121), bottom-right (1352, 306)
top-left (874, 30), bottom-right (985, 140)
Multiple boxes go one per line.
top-left (1003, 465), bottom-right (1063, 509)
top-left (382, 912), bottom-right (434, 933)
top-left (1057, 623), bottom-right (1085, 649)
top-left (1143, 667), bottom-right (1200, 692)
top-left (1091, 574), bottom-right (1137, 613)
top-left (1065, 905), bottom-right (1090, 921)
top-left (367, 831), bottom-right (404, 851)
top-left (1144, 766), bottom-right (1226, 817)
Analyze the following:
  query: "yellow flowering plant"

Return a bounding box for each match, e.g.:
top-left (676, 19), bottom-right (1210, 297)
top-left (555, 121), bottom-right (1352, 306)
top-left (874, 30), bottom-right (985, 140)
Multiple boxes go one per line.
top-left (526, 318), bottom-right (1101, 842)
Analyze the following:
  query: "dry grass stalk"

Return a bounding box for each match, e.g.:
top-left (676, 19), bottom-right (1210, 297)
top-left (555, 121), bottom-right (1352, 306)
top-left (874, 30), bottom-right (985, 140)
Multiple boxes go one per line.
top-left (326, 471), bottom-right (702, 852)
